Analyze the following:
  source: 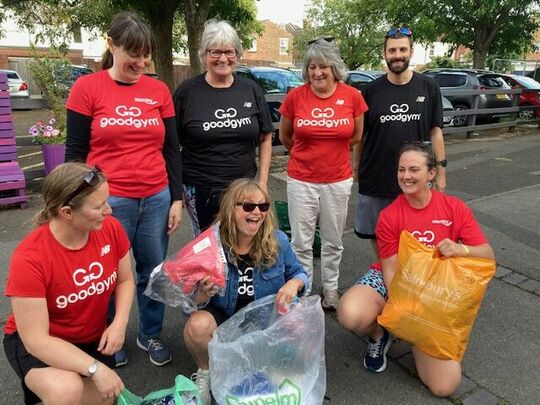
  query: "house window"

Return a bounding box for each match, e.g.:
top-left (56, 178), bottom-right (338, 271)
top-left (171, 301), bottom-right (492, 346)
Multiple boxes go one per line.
top-left (248, 39), bottom-right (257, 52)
top-left (428, 45), bottom-right (435, 57)
top-left (279, 38), bottom-right (289, 55)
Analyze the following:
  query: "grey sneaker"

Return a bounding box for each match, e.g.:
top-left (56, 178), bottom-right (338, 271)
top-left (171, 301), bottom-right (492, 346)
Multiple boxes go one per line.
top-left (191, 368), bottom-right (211, 405)
top-left (137, 336), bottom-right (172, 366)
top-left (322, 289), bottom-right (339, 309)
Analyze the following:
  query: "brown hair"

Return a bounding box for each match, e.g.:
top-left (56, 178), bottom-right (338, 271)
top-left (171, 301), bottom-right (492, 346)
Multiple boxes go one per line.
top-left (215, 179), bottom-right (279, 268)
top-left (399, 142), bottom-right (437, 171)
top-left (34, 163), bottom-right (106, 226)
top-left (384, 31), bottom-right (414, 51)
top-left (101, 11), bottom-right (155, 70)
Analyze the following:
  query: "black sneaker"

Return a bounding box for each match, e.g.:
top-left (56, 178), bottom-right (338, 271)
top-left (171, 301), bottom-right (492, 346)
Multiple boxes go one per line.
top-left (114, 348), bottom-right (128, 368)
top-left (363, 328), bottom-right (392, 373)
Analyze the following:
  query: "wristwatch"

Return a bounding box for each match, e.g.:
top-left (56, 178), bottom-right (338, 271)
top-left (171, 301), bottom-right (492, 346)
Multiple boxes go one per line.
top-left (87, 359), bottom-right (98, 377)
top-left (436, 159), bottom-right (448, 167)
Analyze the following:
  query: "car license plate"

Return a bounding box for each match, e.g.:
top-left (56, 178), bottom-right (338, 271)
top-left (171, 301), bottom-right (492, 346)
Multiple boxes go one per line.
top-left (496, 93), bottom-right (508, 100)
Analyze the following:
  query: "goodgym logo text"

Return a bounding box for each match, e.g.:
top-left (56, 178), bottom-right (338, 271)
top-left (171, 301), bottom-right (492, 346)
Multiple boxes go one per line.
top-left (296, 107), bottom-right (350, 128)
top-left (203, 108), bottom-right (252, 132)
top-left (99, 105), bottom-right (160, 128)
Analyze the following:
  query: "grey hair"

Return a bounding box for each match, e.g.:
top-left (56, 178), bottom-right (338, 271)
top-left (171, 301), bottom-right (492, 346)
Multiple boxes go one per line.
top-left (198, 19), bottom-right (244, 65)
top-left (302, 39), bottom-right (348, 82)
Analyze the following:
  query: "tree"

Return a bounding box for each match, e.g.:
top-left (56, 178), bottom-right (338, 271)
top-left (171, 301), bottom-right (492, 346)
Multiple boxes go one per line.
top-left (296, 0), bottom-right (387, 70)
top-left (0, 0), bottom-right (261, 90)
top-left (384, 0), bottom-right (540, 69)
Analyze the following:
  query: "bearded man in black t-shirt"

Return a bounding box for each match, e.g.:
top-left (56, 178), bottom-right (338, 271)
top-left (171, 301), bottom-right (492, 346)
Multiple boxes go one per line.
top-left (353, 28), bottom-right (447, 257)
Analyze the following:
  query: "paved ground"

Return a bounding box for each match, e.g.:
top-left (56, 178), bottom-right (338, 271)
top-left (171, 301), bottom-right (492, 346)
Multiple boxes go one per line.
top-left (1, 126), bottom-right (539, 404)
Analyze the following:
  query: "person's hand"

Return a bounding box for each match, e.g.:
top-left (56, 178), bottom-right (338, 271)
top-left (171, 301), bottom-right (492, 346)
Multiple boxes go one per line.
top-left (91, 362), bottom-right (125, 400)
top-left (194, 276), bottom-right (216, 304)
top-left (167, 200), bottom-right (183, 235)
top-left (97, 322), bottom-right (126, 356)
top-left (275, 279), bottom-right (303, 308)
top-left (436, 238), bottom-right (465, 257)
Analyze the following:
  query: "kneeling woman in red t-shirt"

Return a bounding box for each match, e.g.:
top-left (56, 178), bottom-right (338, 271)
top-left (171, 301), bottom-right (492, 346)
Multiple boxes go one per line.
top-left (3, 163), bottom-right (134, 405)
top-left (338, 144), bottom-right (494, 397)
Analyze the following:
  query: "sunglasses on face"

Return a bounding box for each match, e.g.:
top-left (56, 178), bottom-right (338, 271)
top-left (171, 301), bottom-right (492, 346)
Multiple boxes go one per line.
top-left (63, 167), bottom-right (101, 207)
top-left (207, 49), bottom-right (237, 58)
top-left (236, 202), bottom-right (271, 212)
top-left (386, 27), bottom-right (413, 38)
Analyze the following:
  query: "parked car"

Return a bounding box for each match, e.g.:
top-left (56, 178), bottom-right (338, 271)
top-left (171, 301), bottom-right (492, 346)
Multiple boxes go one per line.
top-left (55, 64), bottom-right (94, 96)
top-left (345, 70), bottom-right (385, 92)
top-left (422, 68), bottom-right (513, 127)
top-left (346, 70), bottom-right (454, 126)
top-left (235, 66), bottom-right (304, 94)
top-left (0, 69), bottom-right (29, 99)
top-left (495, 73), bottom-right (540, 120)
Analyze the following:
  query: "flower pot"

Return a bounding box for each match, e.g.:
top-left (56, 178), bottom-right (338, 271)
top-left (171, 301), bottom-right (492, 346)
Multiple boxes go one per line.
top-left (41, 144), bottom-right (66, 175)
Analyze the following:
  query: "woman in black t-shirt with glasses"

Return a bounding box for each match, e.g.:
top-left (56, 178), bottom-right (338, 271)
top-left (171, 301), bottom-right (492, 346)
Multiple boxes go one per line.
top-left (173, 19), bottom-right (273, 236)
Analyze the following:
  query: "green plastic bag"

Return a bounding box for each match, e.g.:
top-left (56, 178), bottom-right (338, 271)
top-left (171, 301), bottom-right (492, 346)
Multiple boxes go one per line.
top-left (274, 200), bottom-right (321, 257)
top-left (117, 375), bottom-right (201, 405)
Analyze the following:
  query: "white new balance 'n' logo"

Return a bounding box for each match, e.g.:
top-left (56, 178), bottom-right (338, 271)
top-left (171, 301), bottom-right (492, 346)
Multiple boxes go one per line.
top-left (101, 244), bottom-right (111, 256)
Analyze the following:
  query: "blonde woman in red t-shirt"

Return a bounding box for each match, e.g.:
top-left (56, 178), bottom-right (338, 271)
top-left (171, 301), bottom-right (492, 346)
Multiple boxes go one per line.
top-left (279, 38), bottom-right (368, 308)
top-left (3, 163), bottom-right (134, 405)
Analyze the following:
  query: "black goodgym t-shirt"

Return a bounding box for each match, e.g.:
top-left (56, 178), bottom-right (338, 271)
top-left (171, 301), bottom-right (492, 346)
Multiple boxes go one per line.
top-left (357, 72), bottom-right (443, 198)
top-left (173, 74), bottom-right (274, 187)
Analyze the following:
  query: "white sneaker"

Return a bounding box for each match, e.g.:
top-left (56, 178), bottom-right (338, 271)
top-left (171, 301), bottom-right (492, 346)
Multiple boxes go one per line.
top-left (322, 289), bottom-right (339, 309)
top-left (191, 368), bottom-right (211, 405)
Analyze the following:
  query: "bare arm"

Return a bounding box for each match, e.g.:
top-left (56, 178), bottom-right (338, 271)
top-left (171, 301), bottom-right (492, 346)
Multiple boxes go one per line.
top-left (430, 126), bottom-right (446, 192)
top-left (279, 116), bottom-right (294, 151)
top-left (258, 132), bottom-right (273, 188)
top-left (12, 297), bottom-right (124, 397)
top-left (351, 116), bottom-right (364, 181)
top-left (97, 253), bottom-right (134, 355)
top-left (380, 254), bottom-right (398, 291)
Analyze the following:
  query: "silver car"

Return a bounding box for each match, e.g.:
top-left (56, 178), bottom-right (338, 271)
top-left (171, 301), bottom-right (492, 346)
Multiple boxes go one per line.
top-left (0, 69), bottom-right (30, 99)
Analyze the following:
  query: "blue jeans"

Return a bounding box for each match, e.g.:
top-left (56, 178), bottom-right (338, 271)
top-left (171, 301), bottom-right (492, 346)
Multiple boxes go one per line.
top-left (109, 186), bottom-right (170, 338)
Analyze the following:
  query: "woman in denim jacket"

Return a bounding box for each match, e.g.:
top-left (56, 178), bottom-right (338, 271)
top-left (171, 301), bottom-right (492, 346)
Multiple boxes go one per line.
top-left (183, 179), bottom-right (308, 405)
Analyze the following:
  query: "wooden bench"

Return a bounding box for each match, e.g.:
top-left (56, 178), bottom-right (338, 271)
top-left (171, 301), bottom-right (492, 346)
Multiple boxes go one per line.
top-left (0, 72), bottom-right (27, 209)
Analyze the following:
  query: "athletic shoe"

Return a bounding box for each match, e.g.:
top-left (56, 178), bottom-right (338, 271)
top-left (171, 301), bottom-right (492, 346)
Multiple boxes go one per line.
top-left (136, 336), bottom-right (172, 366)
top-left (322, 289), bottom-right (339, 309)
top-left (191, 368), bottom-right (211, 405)
top-left (114, 348), bottom-right (128, 368)
top-left (363, 327), bottom-right (392, 372)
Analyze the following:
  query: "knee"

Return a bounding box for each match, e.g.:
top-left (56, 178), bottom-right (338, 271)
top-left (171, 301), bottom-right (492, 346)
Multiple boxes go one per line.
top-left (337, 298), bottom-right (373, 333)
top-left (423, 376), bottom-right (461, 398)
top-left (40, 373), bottom-right (84, 404)
top-left (184, 312), bottom-right (216, 343)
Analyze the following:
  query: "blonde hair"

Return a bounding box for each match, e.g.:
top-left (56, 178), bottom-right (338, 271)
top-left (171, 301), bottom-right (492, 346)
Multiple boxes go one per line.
top-left (34, 163), bottom-right (106, 227)
top-left (215, 179), bottom-right (278, 268)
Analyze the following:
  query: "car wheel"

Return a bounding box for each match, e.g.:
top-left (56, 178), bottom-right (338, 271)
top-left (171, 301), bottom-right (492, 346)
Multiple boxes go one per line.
top-left (453, 104), bottom-right (470, 127)
top-left (518, 104), bottom-right (534, 120)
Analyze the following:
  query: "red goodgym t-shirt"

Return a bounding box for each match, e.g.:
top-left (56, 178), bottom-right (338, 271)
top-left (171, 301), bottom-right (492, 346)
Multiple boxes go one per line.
top-left (4, 216), bottom-right (130, 343)
top-left (279, 82), bottom-right (368, 183)
top-left (66, 70), bottom-right (175, 198)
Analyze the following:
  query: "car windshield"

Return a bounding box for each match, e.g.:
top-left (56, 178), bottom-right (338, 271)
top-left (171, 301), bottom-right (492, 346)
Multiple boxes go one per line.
top-left (513, 76), bottom-right (540, 89)
top-left (479, 76), bottom-right (510, 88)
top-left (252, 70), bottom-right (303, 93)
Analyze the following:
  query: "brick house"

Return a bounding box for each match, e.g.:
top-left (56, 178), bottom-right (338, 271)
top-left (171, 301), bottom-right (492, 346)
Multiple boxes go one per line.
top-left (242, 20), bottom-right (295, 68)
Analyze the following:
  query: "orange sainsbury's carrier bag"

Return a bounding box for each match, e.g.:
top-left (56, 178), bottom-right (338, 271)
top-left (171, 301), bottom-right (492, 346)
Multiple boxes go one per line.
top-left (378, 231), bottom-right (496, 361)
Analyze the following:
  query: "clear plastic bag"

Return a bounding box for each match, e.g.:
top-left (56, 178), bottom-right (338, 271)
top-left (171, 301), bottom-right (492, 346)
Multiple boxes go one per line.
top-left (144, 223), bottom-right (228, 313)
top-left (208, 294), bottom-right (326, 405)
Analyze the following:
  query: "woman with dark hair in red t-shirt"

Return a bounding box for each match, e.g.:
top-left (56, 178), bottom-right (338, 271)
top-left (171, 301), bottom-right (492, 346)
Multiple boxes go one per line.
top-left (279, 38), bottom-right (368, 309)
top-left (3, 163), bottom-right (134, 405)
top-left (65, 11), bottom-right (182, 367)
top-left (337, 144), bottom-right (494, 397)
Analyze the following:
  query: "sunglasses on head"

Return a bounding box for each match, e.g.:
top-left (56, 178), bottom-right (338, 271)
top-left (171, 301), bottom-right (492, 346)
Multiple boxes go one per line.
top-left (63, 166), bottom-right (101, 207)
top-left (386, 27), bottom-right (413, 38)
top-left (236, 202), bottom-right (271, 212)
top-left (308, 36), bottom-right (335, 45)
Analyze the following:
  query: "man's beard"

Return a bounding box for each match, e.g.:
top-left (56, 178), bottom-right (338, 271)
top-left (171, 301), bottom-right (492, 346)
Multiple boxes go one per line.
top-left (387, 57), bottom-right (410, 74)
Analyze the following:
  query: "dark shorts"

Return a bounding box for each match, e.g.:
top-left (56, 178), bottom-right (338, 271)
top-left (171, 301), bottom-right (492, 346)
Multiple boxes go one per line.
top-left (355, 268), bottom-right (388, 300)
top-left (183, 184), bottom-right (227, 236)
top-left (354, 193), bottom-right (394, 239)
top-left (3, 332), bottom-right (115, 405)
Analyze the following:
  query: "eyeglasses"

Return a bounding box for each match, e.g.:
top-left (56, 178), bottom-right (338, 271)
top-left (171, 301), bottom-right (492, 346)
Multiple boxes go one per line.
top-left (207, 49), bottom-right (237, 58)
top-left (63, 167), bottom-right (101, 207)
top-left (386, 27), bottom-right (413, 38)
top-left (236, 202), bottom-right (271, 212)
top-left (308, 36), bottom-right (335, 45)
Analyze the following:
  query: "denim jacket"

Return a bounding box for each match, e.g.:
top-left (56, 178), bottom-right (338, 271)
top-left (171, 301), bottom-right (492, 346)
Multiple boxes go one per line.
top-left (209, 230), bottom-right (309, 316)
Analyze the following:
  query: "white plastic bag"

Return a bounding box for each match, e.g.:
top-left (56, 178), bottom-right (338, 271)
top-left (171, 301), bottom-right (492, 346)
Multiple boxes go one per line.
top-left (144, 223), bottom-right (227, 313)
top-left (208, 295), bottom-right (326, 405)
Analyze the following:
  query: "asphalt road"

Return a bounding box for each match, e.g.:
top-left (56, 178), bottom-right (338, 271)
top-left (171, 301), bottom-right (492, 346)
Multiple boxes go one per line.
top-left (1, 126), bottom-right (539, 404)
